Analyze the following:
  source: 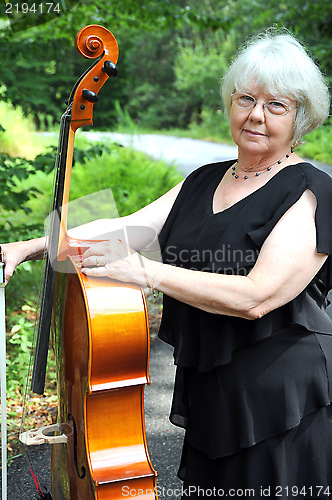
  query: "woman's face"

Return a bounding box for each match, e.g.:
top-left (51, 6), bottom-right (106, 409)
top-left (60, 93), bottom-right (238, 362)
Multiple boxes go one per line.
top-left (229, 86), bottom-right (297, 159)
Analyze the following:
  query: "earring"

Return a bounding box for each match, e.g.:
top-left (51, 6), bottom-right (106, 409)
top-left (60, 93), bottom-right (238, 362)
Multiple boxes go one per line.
top-left (291, 141), bottom-right (299, 153)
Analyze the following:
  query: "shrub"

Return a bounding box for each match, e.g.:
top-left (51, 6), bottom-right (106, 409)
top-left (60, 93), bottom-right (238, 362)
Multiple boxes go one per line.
top-left (22, 142), bottom-right (183, 227)
top-left (70, 145), bottom-right (183, 215)
top-left (187, 107), bottom-right (233, 143)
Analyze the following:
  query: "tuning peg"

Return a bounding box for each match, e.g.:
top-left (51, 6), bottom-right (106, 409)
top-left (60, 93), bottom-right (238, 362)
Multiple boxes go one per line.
top-left (82, 89), bottom-right (99, 103)
top-left (103, 60), bottom-right (118, 77)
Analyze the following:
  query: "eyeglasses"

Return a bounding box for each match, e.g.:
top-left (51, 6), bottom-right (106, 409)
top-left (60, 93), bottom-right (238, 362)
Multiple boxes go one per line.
top-left (231, 91), bottom-right (296, 116)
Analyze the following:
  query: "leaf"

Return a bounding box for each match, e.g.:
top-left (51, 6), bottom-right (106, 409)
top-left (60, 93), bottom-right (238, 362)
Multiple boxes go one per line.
top-left (10, 324), bottom-right (21, 334)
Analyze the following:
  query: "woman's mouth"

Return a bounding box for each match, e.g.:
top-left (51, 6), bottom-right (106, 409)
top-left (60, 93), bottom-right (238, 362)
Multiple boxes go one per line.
top-left (244, 129), bottom-right (266, 137)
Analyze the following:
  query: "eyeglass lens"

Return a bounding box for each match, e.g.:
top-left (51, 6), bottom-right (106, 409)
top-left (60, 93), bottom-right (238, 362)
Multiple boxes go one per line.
top-left (232, 93), bottom-right (291, 116)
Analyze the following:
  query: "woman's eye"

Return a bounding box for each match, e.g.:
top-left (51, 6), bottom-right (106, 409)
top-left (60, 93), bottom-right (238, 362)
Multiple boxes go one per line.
top-left (265, 101), bottom-right (289, 115)
top-left (269, 101), bottom-right (288, 111)
top-left (239, 94), bottom-right (255, 104)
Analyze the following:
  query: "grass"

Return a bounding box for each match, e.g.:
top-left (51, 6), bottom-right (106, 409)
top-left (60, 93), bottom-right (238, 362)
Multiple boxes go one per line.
top-left (0, 101), bottom-right (43, 159)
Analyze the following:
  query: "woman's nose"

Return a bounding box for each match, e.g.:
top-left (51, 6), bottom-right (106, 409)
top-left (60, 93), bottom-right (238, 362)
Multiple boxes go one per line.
top-left (249, 101), bottom-right (266, 122)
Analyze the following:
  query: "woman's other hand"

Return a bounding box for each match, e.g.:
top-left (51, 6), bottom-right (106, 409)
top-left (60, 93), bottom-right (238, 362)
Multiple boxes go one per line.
top-left (1, 238), bottom-right (46, 284)
top-left (81, 239), bottom-right (153, 286)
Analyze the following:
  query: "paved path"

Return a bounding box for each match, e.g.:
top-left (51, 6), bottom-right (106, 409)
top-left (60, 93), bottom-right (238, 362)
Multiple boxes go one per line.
top-left (144, 338), bottom-right (184, 499)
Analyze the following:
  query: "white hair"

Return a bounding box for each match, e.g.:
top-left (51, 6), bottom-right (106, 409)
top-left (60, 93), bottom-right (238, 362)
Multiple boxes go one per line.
top-left (221, 30), bottom-right (330, 145)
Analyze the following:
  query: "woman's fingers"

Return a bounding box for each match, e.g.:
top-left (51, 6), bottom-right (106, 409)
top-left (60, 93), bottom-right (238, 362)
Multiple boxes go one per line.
top-left (81, 254), bottom-right (107, 268)
top-left (82, 239), bottom-right (131, 268)
top-left (81, 250), bottom-right (149, 286)
top-left (82, 243), bottom-right (108, 258)
top-left (81, 265), bottom-right (108, 277)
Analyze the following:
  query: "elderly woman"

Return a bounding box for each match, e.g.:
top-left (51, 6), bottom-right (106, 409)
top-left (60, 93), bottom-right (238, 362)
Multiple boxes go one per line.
top-left (4, 31), bottom-right (332, 497)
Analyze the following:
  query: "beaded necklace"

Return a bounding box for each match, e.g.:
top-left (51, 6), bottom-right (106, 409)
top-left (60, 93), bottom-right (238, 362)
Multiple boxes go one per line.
top-left (232, 148), bottom-right (293, 180)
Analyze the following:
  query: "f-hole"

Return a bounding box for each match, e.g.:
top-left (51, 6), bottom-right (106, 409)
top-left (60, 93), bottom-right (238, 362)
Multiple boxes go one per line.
top-left (68, 413), bottom-right (86, 479)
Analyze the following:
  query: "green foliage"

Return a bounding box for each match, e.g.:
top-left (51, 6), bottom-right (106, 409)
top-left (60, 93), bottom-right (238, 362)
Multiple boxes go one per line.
top-left (0, 140), bottom-right (114, 241)
top-left (0, 1), bottom-right (232, 131)
top-left (6, 304), bottom-right (35, 398)
top-left (222, 0), bottom-right (332, 83)
top-left (0, 33), bottom-right (123, 129)
top-left (2, 0), bottom-right (77, 34)
top-left (0, 1), bottom-right (231, 130)
top-left (297, 119), bottom-right (332, 164)
top-left (0, 103), bottom-right (54, 242)
top-left (0, 0), bottom-right (231, 35)
top-left (186, 108), bottom-right (233, 143)
top-left (0, 154), bottom-right (40, 214)
top-left (118, 29), bottom-right (189, 130)
top-left (174, 31), bottom-right (230, 115)
top-left (1, 34), bottom-right (72, 127)
top-left (114, 101), bottom-right (140, 133)
top-left (5, 260), bottom-right (42, 313)
top-left (0, 149), bottom-right (56, 243)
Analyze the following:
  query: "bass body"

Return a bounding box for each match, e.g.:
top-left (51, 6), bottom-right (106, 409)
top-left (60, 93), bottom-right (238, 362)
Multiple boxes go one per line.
top-left (51, 257), bottom-right (157, 499)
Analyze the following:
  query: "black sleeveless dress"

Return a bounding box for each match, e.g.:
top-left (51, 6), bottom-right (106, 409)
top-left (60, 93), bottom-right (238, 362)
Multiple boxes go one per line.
top-left (158, 160), bottom-right (332, 499)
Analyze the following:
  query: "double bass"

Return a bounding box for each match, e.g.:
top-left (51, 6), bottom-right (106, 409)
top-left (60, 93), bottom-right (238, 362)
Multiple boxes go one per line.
top-left (23, 25), bottom-right (158, 499)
